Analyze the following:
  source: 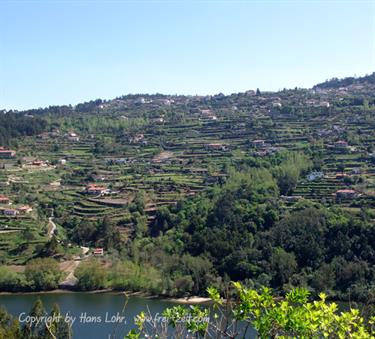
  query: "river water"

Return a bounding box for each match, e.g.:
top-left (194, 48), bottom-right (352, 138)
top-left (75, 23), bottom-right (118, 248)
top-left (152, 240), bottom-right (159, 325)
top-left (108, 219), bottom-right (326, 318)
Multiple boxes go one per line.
top-left (0, 292), bottom-right (258, 338)
top-left (0, 292), bottom-right (180, 339)
top-left (0, 292), bottom-right (354, 338)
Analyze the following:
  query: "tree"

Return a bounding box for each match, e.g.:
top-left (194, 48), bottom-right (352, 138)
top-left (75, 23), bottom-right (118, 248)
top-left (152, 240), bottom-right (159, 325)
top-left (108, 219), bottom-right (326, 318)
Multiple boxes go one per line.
top-left (271, 247), bottom-right (297, 286)
top-left (0, 307), bottom-right (21, 339)
top-left (126, 283), bottom-right (375, 338)
top-left (22, 226), bottom-right (35, 241)
top-left (42, 303), bottom-right (72, 339)
top-left (22, 298), bottom-right (45, 338)
top-left (96, 217), bottom-right (121, 249)
top-left (72, 220), bottom-right (97, 245)
top-left (275, 164), bottom-right (300, 195)
top-left (75, 259), bottom-right (107, 291)
top-left (0, 266), bottom-right (26, 292)
top-left (24, 258), bottom-right (61, 290)
top-left (39, 236), bottom-right (59, 257)
top-left (270, 208), bottom-right (328, 268)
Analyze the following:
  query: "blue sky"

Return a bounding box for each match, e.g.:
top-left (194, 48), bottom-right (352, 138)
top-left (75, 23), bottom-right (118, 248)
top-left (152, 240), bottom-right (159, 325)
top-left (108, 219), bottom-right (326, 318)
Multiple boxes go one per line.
top-left (0, 0), bottom-right (374, 110)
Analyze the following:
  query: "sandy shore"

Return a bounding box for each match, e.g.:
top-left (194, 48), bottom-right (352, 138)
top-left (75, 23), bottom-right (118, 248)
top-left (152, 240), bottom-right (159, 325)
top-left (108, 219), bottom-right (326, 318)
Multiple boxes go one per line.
top-left (169, 296), bottom-right (212, 304)
top-left (0, 289), bottom-right (211, 304)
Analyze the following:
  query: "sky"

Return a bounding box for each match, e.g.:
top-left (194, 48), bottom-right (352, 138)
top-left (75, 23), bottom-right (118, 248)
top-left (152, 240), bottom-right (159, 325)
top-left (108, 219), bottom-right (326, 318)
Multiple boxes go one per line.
top-left (0, 0), bottom-right (374, 110)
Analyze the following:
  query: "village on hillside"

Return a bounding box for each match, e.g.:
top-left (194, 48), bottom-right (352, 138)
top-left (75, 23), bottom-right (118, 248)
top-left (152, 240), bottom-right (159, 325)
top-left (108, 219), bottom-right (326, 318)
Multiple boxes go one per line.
top-left (0, 74), bottom-right (374, 296)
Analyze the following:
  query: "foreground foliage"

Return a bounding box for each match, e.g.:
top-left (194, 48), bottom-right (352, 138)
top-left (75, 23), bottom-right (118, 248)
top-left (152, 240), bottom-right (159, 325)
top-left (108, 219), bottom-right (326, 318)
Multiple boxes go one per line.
top-left (126, 283), bottom-right (375, 338)
top-left (0, 299), bottom-right (71, 339)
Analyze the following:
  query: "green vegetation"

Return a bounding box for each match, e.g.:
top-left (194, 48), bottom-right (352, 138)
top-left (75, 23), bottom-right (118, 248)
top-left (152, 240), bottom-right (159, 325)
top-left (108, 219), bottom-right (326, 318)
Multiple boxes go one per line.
top-left (24, 258), bottom-right (62, 291)
top-left (75, 259), bottom-right (107, 291)
top-left (0, 74), bottom-right (374, 307)
top-left (0, 114), bottom-right (47, 146)
top-left (126, 282), bottom-right (375, 338)
top-left (0, 258), bottom-right (62, 292)
top-left (0, 299), bottom-right (71, 339)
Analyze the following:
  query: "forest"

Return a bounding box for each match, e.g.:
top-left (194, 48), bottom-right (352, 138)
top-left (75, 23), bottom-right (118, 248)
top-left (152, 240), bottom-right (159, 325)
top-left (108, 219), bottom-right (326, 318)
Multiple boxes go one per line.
top-left (0, 114), bottom-right (47, 146)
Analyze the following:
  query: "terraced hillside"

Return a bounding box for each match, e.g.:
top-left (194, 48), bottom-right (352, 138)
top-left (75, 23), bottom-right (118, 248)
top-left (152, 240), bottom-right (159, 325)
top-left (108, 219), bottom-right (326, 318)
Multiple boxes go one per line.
top-left (0, 78), bottom-right (374, 265)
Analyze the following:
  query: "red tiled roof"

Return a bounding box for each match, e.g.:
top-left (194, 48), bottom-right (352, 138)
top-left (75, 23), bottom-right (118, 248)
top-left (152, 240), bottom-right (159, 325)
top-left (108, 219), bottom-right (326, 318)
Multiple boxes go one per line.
top-left (86, 184), bottom-right (106, 190)
top-left (336, 189), bottom-right (355, 193)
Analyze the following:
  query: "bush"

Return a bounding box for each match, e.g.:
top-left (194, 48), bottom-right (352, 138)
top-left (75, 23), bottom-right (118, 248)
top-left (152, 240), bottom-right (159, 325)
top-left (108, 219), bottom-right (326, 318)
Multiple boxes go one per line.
top-left (126, 283), bottom-right (375, 338)
top-left (75, 259), bottom-right (107, 291)
top-left (24, 258), bottom-right (62, 291)
top-left (0, 267), bottom-right (27, 292)
top-left (110, 260), bottom-right (163, 294)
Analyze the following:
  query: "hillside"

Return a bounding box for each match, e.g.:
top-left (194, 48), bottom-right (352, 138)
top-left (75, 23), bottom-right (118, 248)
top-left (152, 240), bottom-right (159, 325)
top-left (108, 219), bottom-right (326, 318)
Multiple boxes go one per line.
top-left (313, 72), bottom-right (375, 90)
top-left (0, 74), bottom-right (374, 301)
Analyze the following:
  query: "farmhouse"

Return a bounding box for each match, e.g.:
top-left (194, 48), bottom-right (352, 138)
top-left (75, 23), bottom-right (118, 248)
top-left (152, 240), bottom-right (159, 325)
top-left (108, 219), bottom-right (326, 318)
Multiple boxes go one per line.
top-left (335, 173), bottom-right (348, 180)
top-left (334, 140), bottom-right (349, 150)
top-left (0, 148), bottom-right (16, 158)
top-left (352, 168), bottom-right (361, 175)
top-left (3, 209), bottom-right (19, 216)
top-left (307, 171), bottom-right (324, 182)
top-left (134, 97), bottom-right (145, 104)
top-left (200, 109), bottom-right (217, 120)
top-left (281, 195), bottom-right (303, 203)
top-left (50, 129), bottom-right (60, 137)
top-left (93, 248), bottom-right (104, 256)
top-left (67, 132), bottom-right (80, 142)
top-left (129, 133), bottom-right (144, 143)
top-left (335, 189), bottom-right (357, 199)
top-left (252, 140), bottom-right (266, 149)
top-left (205, 143), bottom-right (228, 151)
top-left (85, 184), bottom-right (109, 195)
top-left (152, 117), bottom-right (164, 124)
top-left (92, 174), bottom-right (106, 182)
top-left (32, 160), bottom-right (47, 167)
top-left (0, 196), bottom-right (10, 204)
top-left (17, 205), bottom-right (33, 214)
top-left (37, 132), bottom-right (50, 140)
top-left (253, 150), bottom-right (268, 157)
top-left (200, 109), bottom-right (213, 116)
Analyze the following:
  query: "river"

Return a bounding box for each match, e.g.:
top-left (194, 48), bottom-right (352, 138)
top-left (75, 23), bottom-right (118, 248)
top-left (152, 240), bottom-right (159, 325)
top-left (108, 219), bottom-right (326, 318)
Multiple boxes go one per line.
top-left (0, 292), bottom-right (182, 339)
top-left (0, 292), bottom-right (355, 338)
top-left (0, 293), bottom-right (258, 338)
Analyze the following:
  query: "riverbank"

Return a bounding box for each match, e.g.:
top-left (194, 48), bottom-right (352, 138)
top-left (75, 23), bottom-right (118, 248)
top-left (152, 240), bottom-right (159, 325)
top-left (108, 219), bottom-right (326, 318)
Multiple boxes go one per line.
top-left (0, 289), bottom-right (212, 304)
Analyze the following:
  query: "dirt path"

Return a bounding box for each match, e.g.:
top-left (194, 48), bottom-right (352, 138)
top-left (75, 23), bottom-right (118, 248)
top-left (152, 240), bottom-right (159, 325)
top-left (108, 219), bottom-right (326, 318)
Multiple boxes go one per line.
top-left (59, 260), bottom-right (81, 287)
top-left (58, 247), bottom-right (90, 287)
top-left (47, 217), bottom-right (56, 239)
